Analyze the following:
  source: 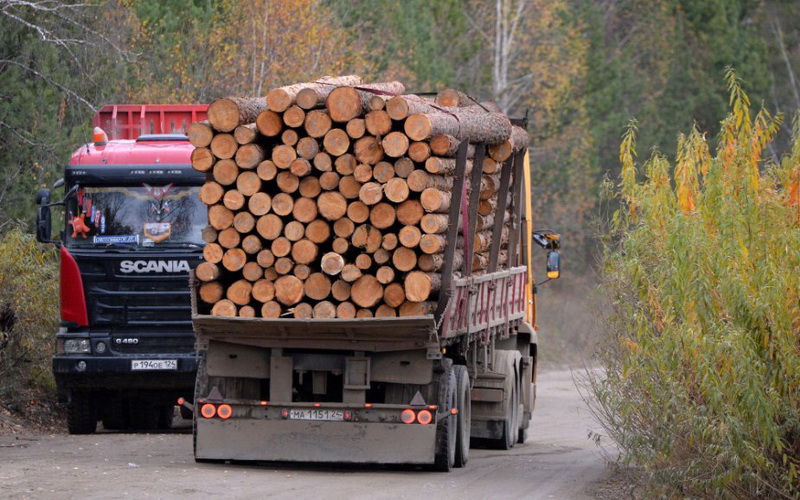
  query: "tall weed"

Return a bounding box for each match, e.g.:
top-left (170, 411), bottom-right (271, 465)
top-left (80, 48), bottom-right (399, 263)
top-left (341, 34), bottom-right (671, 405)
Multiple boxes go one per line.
top-left (593, 70), bottom-right (800, 499)
top-left (0, 227), bottom-right (59, 413)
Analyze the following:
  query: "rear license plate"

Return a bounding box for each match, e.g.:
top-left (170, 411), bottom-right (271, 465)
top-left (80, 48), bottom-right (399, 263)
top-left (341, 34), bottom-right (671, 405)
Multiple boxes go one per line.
top-left (288, 409), bottom-right (344, 421)
top-left (131, 359), bottom-right (177, 371)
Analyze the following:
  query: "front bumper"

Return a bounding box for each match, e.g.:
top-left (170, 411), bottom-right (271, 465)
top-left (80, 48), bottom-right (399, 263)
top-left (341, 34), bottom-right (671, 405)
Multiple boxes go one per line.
top-left (53, 353), bottom-right (198, 391)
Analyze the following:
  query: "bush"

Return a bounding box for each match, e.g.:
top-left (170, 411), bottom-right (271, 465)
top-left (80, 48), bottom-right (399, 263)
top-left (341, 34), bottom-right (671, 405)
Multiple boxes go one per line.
top-left (0, 226), bottom-right (59, 413)
top-left (592, 70), bottom-right (800, 499)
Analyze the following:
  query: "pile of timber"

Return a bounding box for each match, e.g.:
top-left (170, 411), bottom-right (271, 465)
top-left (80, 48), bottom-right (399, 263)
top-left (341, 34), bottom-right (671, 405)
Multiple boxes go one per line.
top-left (190, 75), bottom-right (528, 319)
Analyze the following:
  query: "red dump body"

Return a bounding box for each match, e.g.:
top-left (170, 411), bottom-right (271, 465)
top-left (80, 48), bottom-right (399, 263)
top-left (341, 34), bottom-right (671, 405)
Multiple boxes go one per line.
top-left (91, 104), bottom-right (208, 140)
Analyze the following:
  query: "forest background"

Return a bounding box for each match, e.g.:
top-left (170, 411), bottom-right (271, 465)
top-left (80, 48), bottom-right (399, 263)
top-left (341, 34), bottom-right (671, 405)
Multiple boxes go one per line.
top-left (1, 0), bottom-right (799, 362)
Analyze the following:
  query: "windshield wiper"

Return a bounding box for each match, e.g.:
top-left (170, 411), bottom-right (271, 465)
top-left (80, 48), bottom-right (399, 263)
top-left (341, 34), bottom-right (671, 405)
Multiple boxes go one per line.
top-left (155, 242), bottom-right (203, 250)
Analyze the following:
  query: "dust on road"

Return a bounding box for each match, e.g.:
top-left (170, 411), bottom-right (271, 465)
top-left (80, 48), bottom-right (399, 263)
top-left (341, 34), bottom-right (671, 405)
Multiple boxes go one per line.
top-left (0, 369), bottom-right (613, 500)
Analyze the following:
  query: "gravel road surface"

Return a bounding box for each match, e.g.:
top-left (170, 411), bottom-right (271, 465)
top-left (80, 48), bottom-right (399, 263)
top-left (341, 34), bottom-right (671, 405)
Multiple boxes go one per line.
top-left (0, 369), bottom-right (611, 500)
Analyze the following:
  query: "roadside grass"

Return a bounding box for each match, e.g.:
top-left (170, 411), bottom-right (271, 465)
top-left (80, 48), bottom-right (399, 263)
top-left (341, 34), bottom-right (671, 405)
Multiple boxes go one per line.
top-left (588, 70), bottom-right (800, 499)
top-left (0, 226), bottom-right (60, 424)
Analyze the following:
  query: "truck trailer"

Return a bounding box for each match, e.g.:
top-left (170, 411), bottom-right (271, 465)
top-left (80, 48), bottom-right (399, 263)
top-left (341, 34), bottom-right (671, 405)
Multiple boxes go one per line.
top-left (35, 104), bottom-right (209, 433)
top-left (189, 132), bottom-right (561, 470)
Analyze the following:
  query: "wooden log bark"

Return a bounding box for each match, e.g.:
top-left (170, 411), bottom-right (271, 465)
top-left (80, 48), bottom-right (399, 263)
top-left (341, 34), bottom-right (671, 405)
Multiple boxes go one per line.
top-left (191, 147), bottom-right (214, 172)
top-left (235, 144), bottom-right (266, 170)
top-left (420, 188), bottom-right (451, 213)
top-left (188, 120), bottom-right (213, 147)
top-left (199, 182), bottom-right (224, 205)
top-left (257, 160), bottom-right (278, 181)
top-left (257, 214), bottom-right (283, 240)
top-left (210, 133), bottom-right (237, 160)
top-left (271, 75), bottom-right (364, 111)
top-left (385, 95), bottom-right (438, 121)
top-left (199, 281), bottom-right (223, 304)
top-left (373, 161), bottom-right (395, 183)
top-left (222, 189), bottom-right (245, 211)
top-left (405, 107), bottom-right (512, 143)
top-left (326, 82), bottom-right (405, 122)
top-left (256, 109), bottom-right (283, 137)
top-left (382, 132), bottom-right (409, 158)
top-left (407, 170), bottom-right (453, 192)
top-left (354, 136), bottom-right (384, 165)
top-left (304, 272), bottom-right (332, 301)
top-left (404, 271), bottom-right (441, 302)
top-left (208, 97), bottom-right (268, 132)
top-left (399, 301), bottom-right (436, 316)
top-left (211, 300), bottom-right (237, 317)
top-left (234, 123), bottom-right (258, 145)
top-left (418, 251), bottom-right (464, 272)
top-left (275, 275), bottom-right (304, 306)
top-left (369, 202), bottom-right (396, 229)
top-left (351, 275), bottom-right (383, 308)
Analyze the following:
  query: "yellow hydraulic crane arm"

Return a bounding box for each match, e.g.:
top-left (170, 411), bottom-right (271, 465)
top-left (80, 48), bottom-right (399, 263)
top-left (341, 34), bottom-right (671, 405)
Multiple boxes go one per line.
top-left (523, 150), bottom-right (536, 327)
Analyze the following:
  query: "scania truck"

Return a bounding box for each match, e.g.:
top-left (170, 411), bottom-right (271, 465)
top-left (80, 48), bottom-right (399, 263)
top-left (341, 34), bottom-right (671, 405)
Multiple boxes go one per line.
top-left (35, 105), bottom-right (208, 433)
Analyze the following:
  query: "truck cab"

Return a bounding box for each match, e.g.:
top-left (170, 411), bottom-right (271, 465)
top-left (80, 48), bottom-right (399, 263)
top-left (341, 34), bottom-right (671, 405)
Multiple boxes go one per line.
top-left (36, 105), bottom-right (208, 433)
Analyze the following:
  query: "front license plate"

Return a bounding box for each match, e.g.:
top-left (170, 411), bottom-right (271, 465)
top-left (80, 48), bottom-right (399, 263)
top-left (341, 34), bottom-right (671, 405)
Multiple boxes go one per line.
top-left (131, 359), bottom-right (178, 371)
top-left (289, 409), bottom-right (344, 421)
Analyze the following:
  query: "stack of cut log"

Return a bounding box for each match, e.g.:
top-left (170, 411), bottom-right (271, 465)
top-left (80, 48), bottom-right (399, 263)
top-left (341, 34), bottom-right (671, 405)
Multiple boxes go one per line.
top-left (189, 75), bottom-right (528, 319)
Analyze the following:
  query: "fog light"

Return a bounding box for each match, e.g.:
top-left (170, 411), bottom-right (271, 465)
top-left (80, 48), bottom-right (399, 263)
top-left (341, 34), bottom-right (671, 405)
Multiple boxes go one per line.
top-left (95, 341), bottom-right (106, 354)
top-left (64, 339), bottom-right (91, 354)
top-left (76, 361), bottom-right (87, 371)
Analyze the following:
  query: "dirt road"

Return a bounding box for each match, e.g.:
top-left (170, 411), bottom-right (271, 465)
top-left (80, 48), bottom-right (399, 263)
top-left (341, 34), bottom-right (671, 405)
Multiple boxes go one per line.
top-left (0, 369), bottom-right (612, 500)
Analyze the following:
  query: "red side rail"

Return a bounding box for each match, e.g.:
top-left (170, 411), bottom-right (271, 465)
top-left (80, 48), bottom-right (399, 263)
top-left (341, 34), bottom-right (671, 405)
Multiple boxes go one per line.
top-left (439, 266), bottom-right (527, 341)
top-left (92, 104), bottom-right (209, 140)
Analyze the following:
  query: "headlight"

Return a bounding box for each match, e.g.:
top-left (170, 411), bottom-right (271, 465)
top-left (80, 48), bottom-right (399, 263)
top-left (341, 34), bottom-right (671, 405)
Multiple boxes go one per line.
top-left (64, 339), bottom-right (91, 354)
top-left (95, 341), bottom-right (107, 354)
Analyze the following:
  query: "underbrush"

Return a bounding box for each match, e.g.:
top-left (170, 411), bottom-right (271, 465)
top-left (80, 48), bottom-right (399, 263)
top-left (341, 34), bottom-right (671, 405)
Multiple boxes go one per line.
top-left (590, 70), bottom-right (800, 499)
top-left (0, 226), bottom-right (60, 418)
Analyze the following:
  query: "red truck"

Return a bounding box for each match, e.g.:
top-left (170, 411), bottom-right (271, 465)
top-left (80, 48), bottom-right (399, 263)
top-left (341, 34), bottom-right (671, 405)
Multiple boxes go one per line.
top-left (35, 105), bottom-right (209, 433)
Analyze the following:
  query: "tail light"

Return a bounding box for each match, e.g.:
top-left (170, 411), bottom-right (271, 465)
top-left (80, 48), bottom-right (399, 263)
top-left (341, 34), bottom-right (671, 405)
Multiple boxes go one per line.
top-left (217, 404), bottom-right (232, 419)
top-left (400, 409), bottom-right (416, 424)
top-left (200, 403), bottom-right (216, 419)
top-left (416, 410), bottom-right (433, 425)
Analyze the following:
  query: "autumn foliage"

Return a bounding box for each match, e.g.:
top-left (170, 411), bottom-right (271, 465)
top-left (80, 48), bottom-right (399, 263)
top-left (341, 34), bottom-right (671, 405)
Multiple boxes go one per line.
top-left (592, 70), bottom-right (800, 499)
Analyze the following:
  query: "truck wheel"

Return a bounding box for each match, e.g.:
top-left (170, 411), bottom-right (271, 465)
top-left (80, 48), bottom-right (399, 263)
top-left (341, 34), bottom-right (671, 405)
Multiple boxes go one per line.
top-left (67, 392), bottom-right (98, 435)
top-left (453, 365), bottom-right (471, 468)
top-left (488, 351), bottom-right (520, 450)
top-left (433, 365), bottom-right (457, 472)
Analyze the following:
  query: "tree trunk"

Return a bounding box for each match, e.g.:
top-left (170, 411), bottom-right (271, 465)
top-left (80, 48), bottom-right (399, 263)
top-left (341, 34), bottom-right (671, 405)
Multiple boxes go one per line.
top-left (304, 110), bottom-right (332, 138)
top-left (292, 303), bottom-right (313, 319)
top-left (305, 219), bottom-right (330, 243)
top-left (270, 75), bottom-right (364, 112)
top-left (222, 189), bottom-right (245, 211)
top-left (199, 281), bottom-right (223, 304)
top-left (248, 192), bottom-right (272, 216)
top-left (384, 177), bottom-right (409, 203)
top-left (256, 214), bottom-right (283, 240)
top-left (283, 105), bottom-right (305, 128)
top-left (210, 133), bottom-right (238, 160)
top-left (326, 82), bottom-right (406, 122)
top-left (242, 234), bottom-right (263, 255)
top-left (261, 301), bottom-right (282, 318)
top-left (323, 128), bottom-right (350, 157)
top-left (242, 261), bottom-right (264, 282)
top-left (271, 193), bottom-right (294, 216)
top-left (188, 120), bottom-right (214, 147)
top-left (233, 123), bottom-right (257, 145)
top-left (317, 191), bottom-right (347, 220)
top-left (256, 249), bottom-right (275, 268)
top-left (396, 199), bottom-right (424, 225)
top-left (313, 301), bottom-right (337, 319)
top-left (407, 170), bottom-right (453, 192)
top-left (369, 202), bottom-right (396, 229)
top-left (351, 275), bottom-right (383, 308)
top-left (222, 248), bottom-right (247, 272)
top-left (236, 171), bottom-right (261, 196)
top-left (424, 157), bottom-right (473, 175)
top-left (420, 188), bottom-right (451, 213)
top-left (346, 118), bottom-right (366, 139)
top-left (331, 280), bottom-right (351, 301)
top-left (382, 132), bottom-right (410, 158)
top-left (408, 141), bottom-right (431, 162)
top-left (272, 144), bottom-right (297, 169)
top-left (353, 163), bottom-right (373, 183)
top-left (208, 205), bottom-right (234, 230)
top-left (405, 107), bottom-right (512, 143)
top-left (404, 271), bottom-right (441, 302)
top-left (191, 147), bottom-right (214, 172)
top-left (365, 110), bottom-right (392, 136)
top-left (304, 272), bottom-right (332, 301)
top-left (394, 157), bottom-right (415, 178)
top-left (296, 136), bottom-right (319, 160)
top-left (359, 182), bottom-right (383, 205)
top-left (199, 182), bottom-right (224, 205)
top-left (235, 143), bottom-right (265, 169)
top-left (385, 95), bottom-right (438, 121)
top-left (347, 201), bottom-right (370, 223)
top-left (354, 136), bottom-right (384, 165)
top-left (383, 283), bottom-right (405, 308)
top-left (211, 299), bottom-right (237, 317)
top-left (398, 225), bottom-right (421, 248)
top-left (275, 275), bottom-right (304, 306)
top-left (399, 301), bottom-right (435, 316)
top-left (336, 301), bottom-right (356, 318)
top-left (392, 247), bottom-right (417, 272)
top-left (373, 161), bottom-right (395, 183)
top-left (257, 160), bottom-right (277, 181)
top-left (376, 265), bottom-right (395, 284)
top-left (208, 97), bottom-right (268, 133)
top-left (196, 262), bottom-right (220, 282)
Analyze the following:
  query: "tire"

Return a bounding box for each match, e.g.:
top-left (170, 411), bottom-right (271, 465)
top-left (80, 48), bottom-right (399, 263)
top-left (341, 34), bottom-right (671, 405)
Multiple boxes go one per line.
top-left (453, 365), bottom-right (471, 468)
top-left (433, 364), bottom-right (457, 472)
top-left (501, 370), bottom-right (520, 450)
top-left (518, 427), bottom-right (529, 444)
top-left (67, 392), bottom-right (98, 435)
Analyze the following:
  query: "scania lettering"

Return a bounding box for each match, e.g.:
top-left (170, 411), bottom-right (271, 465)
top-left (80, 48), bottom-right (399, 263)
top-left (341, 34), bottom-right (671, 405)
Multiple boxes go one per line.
top-left (36, 104), bottom-right (208, 434)
top-left (119, 260), bottom-right (191, 274)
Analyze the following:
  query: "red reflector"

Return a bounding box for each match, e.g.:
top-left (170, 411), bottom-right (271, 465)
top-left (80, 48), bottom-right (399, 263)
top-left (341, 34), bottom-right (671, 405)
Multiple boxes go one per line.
top-left (217, 404), bottom-right (232, 419)
top-left (177, 397), bottom-right (185, 406)
top-left (417, 410), bottom-right (433, 425)
top-left (313, 403), bottom-right (321, 407)
top-left (281, 408), bottom-right (289, 419)
top-left (400, 409), bottom-right (416, 424)
top-left (344, 411), bottom-right (352, 421)
top-left (200, 403), bottom-right (216, 419)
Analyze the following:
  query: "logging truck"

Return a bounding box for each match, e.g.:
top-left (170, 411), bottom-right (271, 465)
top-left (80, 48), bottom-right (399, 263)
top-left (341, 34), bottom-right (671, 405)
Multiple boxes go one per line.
top-left (187, 81), bottom-right (562, 470)
top-left (35, 105), bottom-right (209, 433)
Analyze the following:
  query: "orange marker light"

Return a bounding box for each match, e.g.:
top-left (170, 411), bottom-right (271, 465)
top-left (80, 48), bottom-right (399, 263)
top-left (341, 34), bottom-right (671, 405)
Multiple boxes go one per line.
top-left (400, 409), bottom-right (416, 424)
top-left (417, 410), bottom-right (433, 425)
top-left (450, 408), bottom-right (459, 415)
top-left (217, 404), bottom-right (232, 419)
top-left (260, 401), bottom-right (268, 406)
top-left (200, 403), bottom-right (216, 419)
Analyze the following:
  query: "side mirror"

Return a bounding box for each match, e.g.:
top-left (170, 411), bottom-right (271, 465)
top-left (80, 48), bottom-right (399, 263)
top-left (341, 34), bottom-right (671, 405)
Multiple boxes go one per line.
top-left (546, 251), bottom-right (561, 280)
top-left (36, 205), bottom-right (52, 243)
top-left (53, 178), bottom-right (65, 189)
top-left (35, 188), bottom-right (51, 205)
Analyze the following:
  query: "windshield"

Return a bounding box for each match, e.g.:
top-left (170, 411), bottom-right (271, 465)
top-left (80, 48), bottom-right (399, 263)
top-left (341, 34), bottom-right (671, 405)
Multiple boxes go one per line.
top-left (65, 184), bottom-right (206, 248)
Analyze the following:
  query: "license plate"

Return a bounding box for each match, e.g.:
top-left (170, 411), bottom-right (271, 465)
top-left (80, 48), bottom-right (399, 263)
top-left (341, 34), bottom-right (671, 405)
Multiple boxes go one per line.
top-left (288, 409), bottom-right (344, 421)
top-left (131, 359), bottom-right (178, 371)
